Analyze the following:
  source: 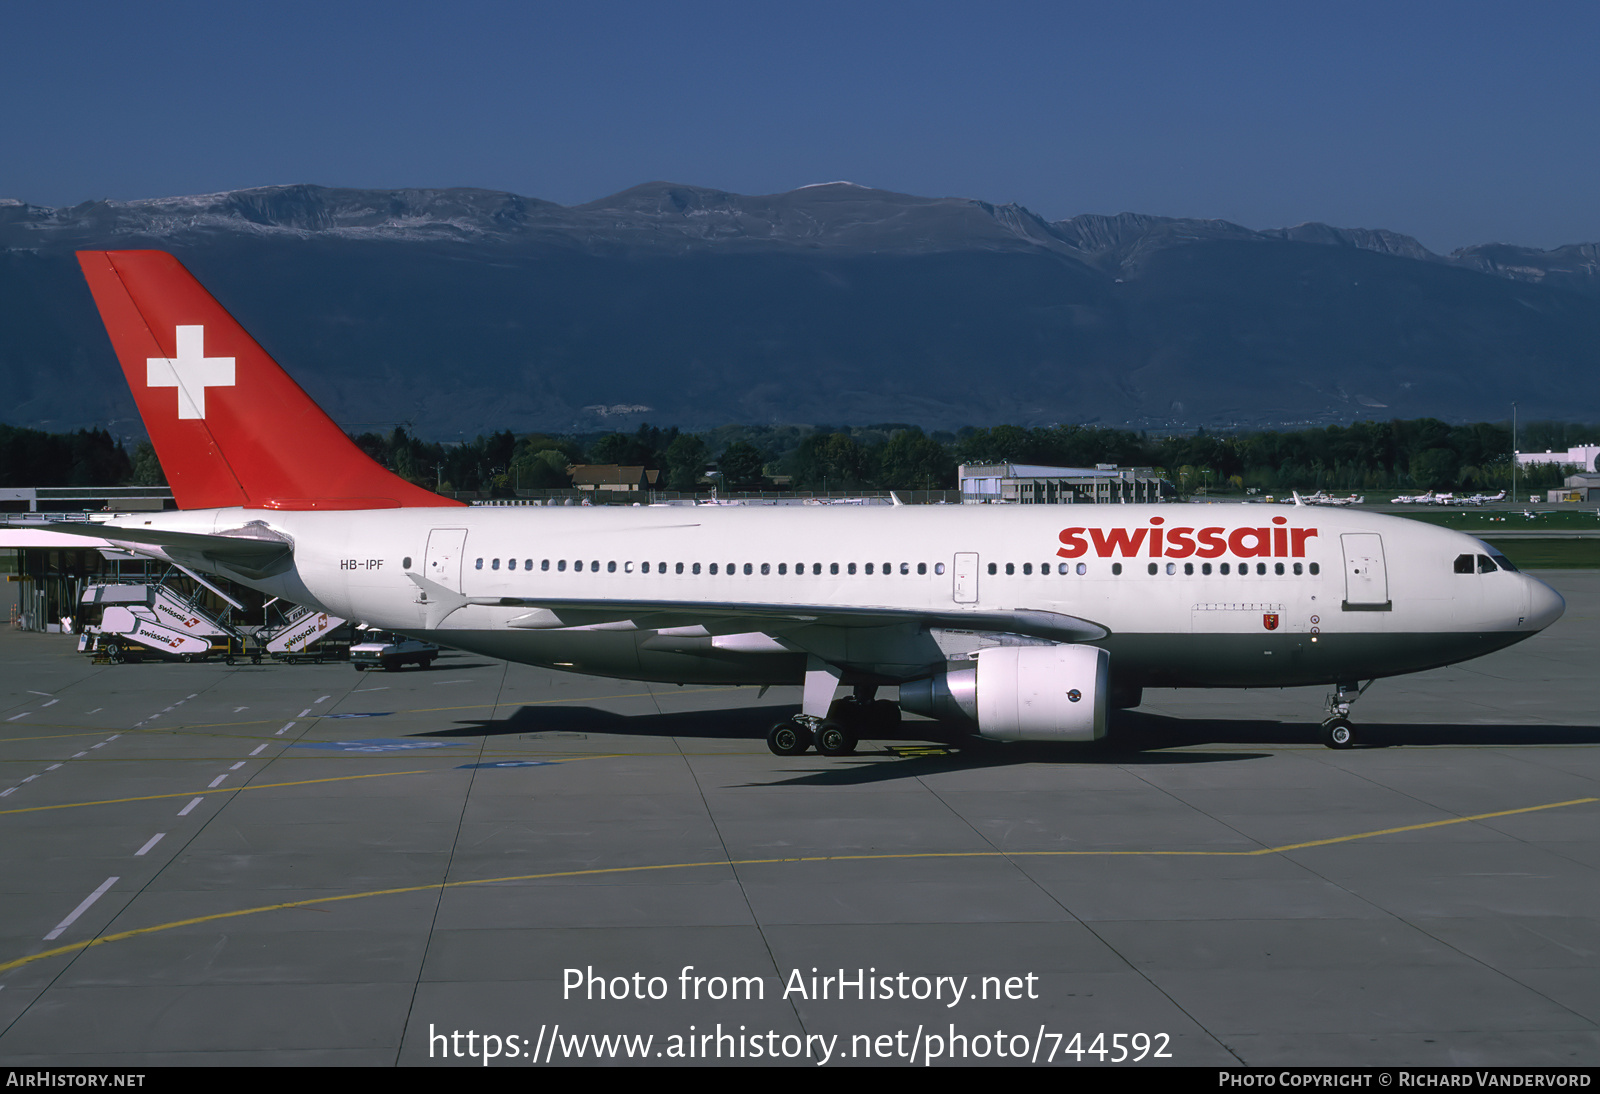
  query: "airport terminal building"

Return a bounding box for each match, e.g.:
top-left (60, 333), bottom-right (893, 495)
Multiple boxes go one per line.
top-left (958, 462), bottom-right (1175, 504)
top-left (1, 487), bottom-right (176, 632)
top-left (1516, 444), bottom-right (1600, 473)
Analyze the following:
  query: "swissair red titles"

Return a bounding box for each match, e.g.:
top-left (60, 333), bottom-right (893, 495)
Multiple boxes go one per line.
top-left (1057, 516), bottom-right (1319, 560)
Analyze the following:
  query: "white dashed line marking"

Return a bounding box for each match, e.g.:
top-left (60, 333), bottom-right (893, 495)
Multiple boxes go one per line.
top-left (277, 722), bottom-right (296, 735)
top-left (249, 743), bottom-right (269, 756)
top-left (6, 713), bottom-right (31, 721)
top-left (298, 708), bottom-right (313, 717)
top-left (234, 707), bottom-right (247, 712)
top-left (135, 833), bottom-right (165, 856)
top-left (45, 877), bottom-right (118, 940)
top-left (315, 695), bottom-right (330, 704)
top-left (0, 788), bottom-right (14, 798)
top-left (177, 797), bottom-right (203, 816)
top-left (41, 699), bottom-right (58, 708)
top-left (229, 761), bottom-right (246, 770)
top-left (26, 691), bottom-right (51, 697)
top-left (105, 734), bottom-right (119, 741)
top-left (46, 764), bottom-right (62, 771)
top-left (87, 708), bottom-right (102, 714)
top-left (207, 775), bottom-right (228, 788)
top-left (91, 743), bottom-right (105, 749)
top-left (72, 752), bottom-right (88, 759)
top-left (21, 775), bottom-right (37, 783)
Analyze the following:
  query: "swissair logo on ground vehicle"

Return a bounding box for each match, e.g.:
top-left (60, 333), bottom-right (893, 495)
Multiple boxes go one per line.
top-left (147, 325), bottom-right (235, 419)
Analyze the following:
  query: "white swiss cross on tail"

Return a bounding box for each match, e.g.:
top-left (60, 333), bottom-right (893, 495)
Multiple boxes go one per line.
top-left (146, 325), bottom-right (235, 419)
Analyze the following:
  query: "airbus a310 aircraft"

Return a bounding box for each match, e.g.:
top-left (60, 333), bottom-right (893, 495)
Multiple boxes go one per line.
top-left (33, 251), bottom-right (1565, 754)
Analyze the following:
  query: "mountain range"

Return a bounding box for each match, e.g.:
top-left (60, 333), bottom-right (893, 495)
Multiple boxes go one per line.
top-left (3, 181), bottom-right (1597, 437)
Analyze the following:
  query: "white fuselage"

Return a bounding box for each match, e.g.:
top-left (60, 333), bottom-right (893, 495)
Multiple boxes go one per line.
top-left (101, 503), bottom-right (1564, 691)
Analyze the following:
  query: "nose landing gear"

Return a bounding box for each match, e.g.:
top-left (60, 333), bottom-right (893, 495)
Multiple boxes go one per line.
top-left (1320, 680), bottom-right (1372, 749)
top-left (1322, 717), bottom-right (1354, 749)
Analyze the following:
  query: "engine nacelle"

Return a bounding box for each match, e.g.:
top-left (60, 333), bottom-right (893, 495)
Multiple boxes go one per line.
top-left (898, 644), bottom-right (1110, 742)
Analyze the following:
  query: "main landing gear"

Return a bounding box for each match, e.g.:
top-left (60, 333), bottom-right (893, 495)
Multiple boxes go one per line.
top-left (766, 689), bottom-right (902, 757)
top-left (1320, 680), bottom-right (1371, 749)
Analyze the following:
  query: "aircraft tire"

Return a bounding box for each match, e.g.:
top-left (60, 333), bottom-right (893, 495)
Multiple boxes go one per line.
top-left (1322, 717), bottom-right (1355, 750)
top-left (767, 720), bottom-right (812, 757)
top-left (815, 723), bottom-right (858, 756)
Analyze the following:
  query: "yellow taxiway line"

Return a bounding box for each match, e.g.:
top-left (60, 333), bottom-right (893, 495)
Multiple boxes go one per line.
top-left (0, 754), bottom-right (621, 816)
top-left (2, 795), bottom-right (1592, 976)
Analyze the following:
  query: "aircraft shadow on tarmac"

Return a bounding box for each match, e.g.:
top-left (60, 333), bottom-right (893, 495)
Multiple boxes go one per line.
top-left (409, 704), bottom-right (1600, 784)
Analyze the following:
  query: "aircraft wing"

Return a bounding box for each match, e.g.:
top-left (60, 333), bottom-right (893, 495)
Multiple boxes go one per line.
top-left (5, 521), bottom-right (293, 578)
top-left (535, 598), bottom-right (1107, 642)
top-left (400, 571), bottom-right (1107, 642)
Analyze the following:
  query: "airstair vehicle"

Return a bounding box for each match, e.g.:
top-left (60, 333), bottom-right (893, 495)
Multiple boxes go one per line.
top-left (260, 598), bottom-right (349, 662)
top-left (78, 578), bottom-right (351, 665)
top-left (78, 576), bottom-right (246, 663)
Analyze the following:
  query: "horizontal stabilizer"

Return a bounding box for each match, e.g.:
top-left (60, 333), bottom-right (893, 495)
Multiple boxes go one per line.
top-left (9, 521), bottom-right (293, 579)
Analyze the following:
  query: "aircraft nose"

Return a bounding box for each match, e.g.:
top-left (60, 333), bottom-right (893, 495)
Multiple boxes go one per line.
top-left (1525, 577), bottom-right (1565, 632)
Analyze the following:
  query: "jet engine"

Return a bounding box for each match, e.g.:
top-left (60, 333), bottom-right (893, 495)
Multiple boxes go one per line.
top-left (898, 644), bottom-right (1110, 742)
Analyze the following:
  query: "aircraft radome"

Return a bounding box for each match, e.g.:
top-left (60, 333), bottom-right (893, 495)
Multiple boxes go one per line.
top-left (18, 251), bottom-right (1567, 755)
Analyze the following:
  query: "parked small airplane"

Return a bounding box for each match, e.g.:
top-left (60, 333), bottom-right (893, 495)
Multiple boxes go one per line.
top-left (1296, 491), bottom-right (1364, 507)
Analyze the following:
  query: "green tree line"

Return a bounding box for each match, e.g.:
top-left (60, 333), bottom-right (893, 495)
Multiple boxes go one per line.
top-left (3, 419), bottom-right (1594, 496)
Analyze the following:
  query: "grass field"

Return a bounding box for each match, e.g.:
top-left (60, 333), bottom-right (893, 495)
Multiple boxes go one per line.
top-left (1390, 508), bottom-right (1600, 532)
top-left (1481, 538), bottom-right (1600, 569)
top-left (1373, 507), bottom-right (1600, 566)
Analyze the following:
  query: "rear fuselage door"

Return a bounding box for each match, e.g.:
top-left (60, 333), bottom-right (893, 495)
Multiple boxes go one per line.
top-left (953, 552), bottom-right (979, 604)
top-left (425, 528), bottom-right (469, 593)
top-left (1340, 532), bottom-right (1391, 611)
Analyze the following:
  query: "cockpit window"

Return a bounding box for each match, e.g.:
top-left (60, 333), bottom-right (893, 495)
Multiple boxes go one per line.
top-left (1454, 554), bottom-right (1475, 574)
top-left (1486, 549), bottom-right (1518, 573)
top-left (1477, 554), bottom-right (1497, 573)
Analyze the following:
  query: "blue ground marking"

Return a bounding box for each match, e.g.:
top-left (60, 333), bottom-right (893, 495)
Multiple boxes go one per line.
top-left (292, 739), bottom-right (464, 752)
top-left (325, 712), bottom-right (394, 719)
top-left (457, 760), bottom-right (556, 769)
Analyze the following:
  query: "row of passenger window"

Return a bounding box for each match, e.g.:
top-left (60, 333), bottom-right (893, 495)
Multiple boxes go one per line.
top-left (469, 557), bottom-right (1321, 577)
top-left (1116, 561), bottom-right (1321, 576)
top-left (474, 558), bottom-right (950, 575)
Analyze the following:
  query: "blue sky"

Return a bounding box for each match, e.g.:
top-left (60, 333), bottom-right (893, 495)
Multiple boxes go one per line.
top-left (4, 0), bottom-right (1596, 252)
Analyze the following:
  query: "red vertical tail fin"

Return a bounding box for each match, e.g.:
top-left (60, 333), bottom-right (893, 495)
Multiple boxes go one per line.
top-left (77, 250), bottom-right (463, 511)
